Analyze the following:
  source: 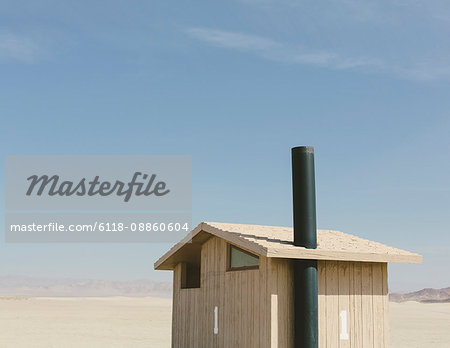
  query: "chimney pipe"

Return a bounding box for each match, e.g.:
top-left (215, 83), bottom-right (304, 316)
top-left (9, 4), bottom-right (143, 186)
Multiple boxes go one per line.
top-left (292, 146), bottom-right (317, 248)
top-left (292, 146), bottom-right (318, 348)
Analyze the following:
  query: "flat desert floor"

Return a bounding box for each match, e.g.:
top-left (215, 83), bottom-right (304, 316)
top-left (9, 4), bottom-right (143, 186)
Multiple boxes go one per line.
top-left (0, 297), bottom-right (449, 347)
top-left (390, 301), bottom-right (450, 348)
top-left (0, 297), bottom-right (172, 348)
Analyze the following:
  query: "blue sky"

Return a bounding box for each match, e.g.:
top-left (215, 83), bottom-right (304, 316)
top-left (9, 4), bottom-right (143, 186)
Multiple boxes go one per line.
top-left (1, 0), bottom-right (449, 291)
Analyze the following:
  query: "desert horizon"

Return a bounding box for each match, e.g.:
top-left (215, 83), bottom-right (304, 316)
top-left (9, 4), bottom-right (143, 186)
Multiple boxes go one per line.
top-left (1, 275), bottom-right (449, 302)
top-left (0, 276), bottom-right (449, 347)
top-left (0, 295), bottom-right (449, 347)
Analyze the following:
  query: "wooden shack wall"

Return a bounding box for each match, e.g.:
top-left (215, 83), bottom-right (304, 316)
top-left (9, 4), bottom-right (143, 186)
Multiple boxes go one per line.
top-left (171, 236), bottom-right (389, 348)
top-left (318, 260), bottom-right (389, 348)
top-left (172, 236), bottom-right (274, 348)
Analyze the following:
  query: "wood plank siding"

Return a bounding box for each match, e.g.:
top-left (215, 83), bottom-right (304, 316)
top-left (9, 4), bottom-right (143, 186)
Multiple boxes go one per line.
top-left (172, 236), bottom-right (389, 348)
top-left (318, 261), bottom-right (389, 348)
top-left (172, 236), bottom-right (271, 348)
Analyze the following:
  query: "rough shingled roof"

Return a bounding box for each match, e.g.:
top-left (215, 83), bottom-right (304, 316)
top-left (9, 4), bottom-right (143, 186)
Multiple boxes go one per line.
top-left (154, 222), bottom-right (422, 270)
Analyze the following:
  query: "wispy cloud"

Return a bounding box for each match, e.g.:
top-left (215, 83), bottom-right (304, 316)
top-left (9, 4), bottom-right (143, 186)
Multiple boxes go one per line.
top-left (0, 31), bottom-right (42, 63)
top-left (186, 27), bottom-right (383, 72)
top-left (186, 27), bottom-right (450, 81)
top-left (391, 63), bottom-right (450, 81)
top-left (186, 28), bottom-right (277, 51)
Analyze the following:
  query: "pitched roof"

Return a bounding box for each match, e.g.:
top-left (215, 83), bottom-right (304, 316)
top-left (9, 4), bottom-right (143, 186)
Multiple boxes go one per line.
top-left (154, 222), bottom-right (422, 270)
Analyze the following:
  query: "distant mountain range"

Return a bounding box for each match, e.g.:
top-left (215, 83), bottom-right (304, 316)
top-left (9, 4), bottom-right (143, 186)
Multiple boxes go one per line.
top-left (1, 276), bottom-right (448, 302)
top-left (0, 275), bottom-right (172, 298)
top-left (390, 287), bottom-right (450, 303)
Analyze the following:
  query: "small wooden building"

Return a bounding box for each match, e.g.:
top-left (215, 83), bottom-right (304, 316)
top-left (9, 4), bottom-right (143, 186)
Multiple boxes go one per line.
top-left (155, 222), bottom-right (421, 348)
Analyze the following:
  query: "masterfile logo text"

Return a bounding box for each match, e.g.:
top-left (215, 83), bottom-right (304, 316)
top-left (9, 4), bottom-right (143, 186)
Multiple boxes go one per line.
top-left (26, 172), bottom-right (170, 202)
top-left (5, 155), bottom-right (192, 243)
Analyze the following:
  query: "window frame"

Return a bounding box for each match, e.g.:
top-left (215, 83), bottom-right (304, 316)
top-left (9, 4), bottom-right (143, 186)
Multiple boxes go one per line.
top-left (227, 244), bottom-right (259, 271)
top-left (180, 262), bottom-right (201, 289)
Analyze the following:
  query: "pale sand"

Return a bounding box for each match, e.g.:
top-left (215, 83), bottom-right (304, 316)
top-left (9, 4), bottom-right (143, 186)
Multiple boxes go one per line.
top-left (0, 297), bottom-right (172, 348)
top-left (0, 297), bottom-right (449, 347)
top-left (390, 301), bottom-right (450, 348)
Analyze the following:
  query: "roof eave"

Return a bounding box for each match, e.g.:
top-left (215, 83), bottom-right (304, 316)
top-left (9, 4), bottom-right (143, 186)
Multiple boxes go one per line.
top-left (154, 222), bottom-right (423, 270)
top-left (266, 249), bottom-right (422, 264)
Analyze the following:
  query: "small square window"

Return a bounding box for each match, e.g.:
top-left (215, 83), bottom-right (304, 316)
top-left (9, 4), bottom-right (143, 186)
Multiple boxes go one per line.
top-left (180, 262), bottom-right (200, 289)
top-left (228, 244), bottom-right (259, 271)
